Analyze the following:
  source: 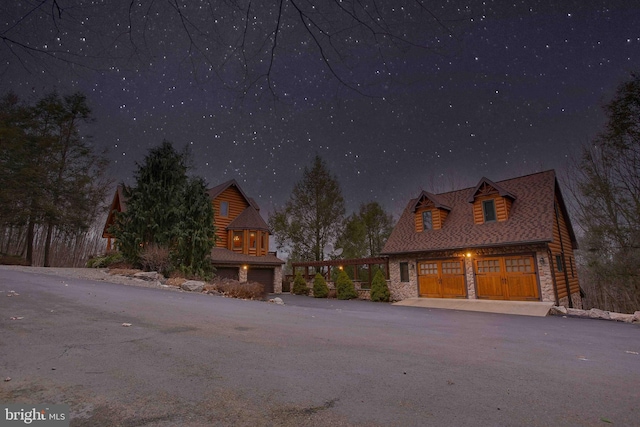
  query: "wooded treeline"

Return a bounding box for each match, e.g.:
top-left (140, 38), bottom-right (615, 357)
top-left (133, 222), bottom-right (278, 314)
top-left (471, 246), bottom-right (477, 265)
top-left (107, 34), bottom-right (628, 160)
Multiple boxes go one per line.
top-left (571, 73), bottom-right (640, 313)
top-left (0, 92), bottom-right (111, 267)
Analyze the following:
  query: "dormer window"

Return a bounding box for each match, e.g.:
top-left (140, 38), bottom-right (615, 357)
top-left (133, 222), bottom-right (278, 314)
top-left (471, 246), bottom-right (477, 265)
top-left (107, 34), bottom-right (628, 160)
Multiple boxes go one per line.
top-left (482, 200), bottom-right (497, 222)
top-left (422, 211), bottom-right (432, 230)
top-left (412, 191), bottom-right (451, 232)
top-left (468, 177), bottom-right (516, 224)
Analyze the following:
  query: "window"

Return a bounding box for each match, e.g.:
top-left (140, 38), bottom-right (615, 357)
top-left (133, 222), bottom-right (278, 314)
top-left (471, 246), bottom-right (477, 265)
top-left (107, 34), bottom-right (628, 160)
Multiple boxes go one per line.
top-left (442, 261), bottom-right (462, 274)
top-left (219, 201), bottom-right (229, 217)
top-left (555, 254), bottom-right (564, 272)
top-left (422, 210), bottom-right (432, 230)
top-left (505, 257), bottom-right (532, 273)
top-left (249, 232), bottom-right (256, 249)
top-left (400, 262), bottom-right (409, 282)
top-left (482, 199), bottom-right (497, 222)
top-left (476, 259), bottom-right (500, 273)
top-left (233, 231), bottom-right (243, 249)
top-left (419, 262), bottom-right (438, 275)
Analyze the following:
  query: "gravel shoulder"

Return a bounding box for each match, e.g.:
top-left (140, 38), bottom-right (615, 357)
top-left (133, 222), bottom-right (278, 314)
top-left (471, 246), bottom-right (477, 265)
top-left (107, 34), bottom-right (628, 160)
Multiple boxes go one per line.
top-left (0, 265), bottom-right (173, 290)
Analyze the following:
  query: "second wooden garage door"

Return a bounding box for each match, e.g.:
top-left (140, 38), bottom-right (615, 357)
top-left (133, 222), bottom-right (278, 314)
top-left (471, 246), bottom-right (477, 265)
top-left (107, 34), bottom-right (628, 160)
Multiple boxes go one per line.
top-left (418, 259), bottom-right (466, 298)
top-left (247, 268), bottom-right (274, 293)
top-left (475, 256), bottom-right (539, 301)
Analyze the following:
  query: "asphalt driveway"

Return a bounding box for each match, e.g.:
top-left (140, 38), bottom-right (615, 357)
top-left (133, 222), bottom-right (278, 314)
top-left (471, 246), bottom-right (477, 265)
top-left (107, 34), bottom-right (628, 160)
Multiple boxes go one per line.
top-left (1, 266), bottom-right (639, 426)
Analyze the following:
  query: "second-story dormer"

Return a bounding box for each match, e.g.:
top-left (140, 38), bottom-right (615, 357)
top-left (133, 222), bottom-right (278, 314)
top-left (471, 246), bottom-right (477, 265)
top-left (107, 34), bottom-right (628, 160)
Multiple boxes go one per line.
top-left (466, 177), bottom-right (517, 224)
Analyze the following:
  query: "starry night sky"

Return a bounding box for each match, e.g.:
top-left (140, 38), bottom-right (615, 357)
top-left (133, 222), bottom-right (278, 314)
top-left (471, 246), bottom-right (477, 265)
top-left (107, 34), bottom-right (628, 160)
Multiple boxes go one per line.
top-left (2, 1), bottom-right (639, 217)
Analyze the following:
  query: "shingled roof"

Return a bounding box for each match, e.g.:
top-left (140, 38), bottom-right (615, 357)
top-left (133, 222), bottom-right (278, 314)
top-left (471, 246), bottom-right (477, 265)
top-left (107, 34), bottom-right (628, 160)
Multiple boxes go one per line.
top-left (227, 206), bottom-right (270, 231)
top-left (382, 170), bottom-right (576, 255)
top-left (210, 248), bottom-right (284, 265)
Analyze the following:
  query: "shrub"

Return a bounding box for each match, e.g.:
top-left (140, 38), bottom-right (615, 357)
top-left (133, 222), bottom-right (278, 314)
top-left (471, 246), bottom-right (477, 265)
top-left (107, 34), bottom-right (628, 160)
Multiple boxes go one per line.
top-left (140, 244), bottom-right (171, 274)
top-left (370, 270), bottom-right (390, 302)
top-left (292, 272), bottom-right (309, 295)
top-left (86, 252), bottom-right (124, 268)
top-left (216, 281), bottom-right (265, 300)
top-left (336, 270), bottom-right (357, 300)
top-left (312, 273), bottom-right (329, 298)
top-left (0, 254), bottom-right (30, 266)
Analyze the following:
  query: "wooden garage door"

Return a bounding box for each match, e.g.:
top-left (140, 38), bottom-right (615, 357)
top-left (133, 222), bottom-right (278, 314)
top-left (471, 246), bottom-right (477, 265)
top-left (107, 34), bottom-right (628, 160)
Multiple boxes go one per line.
top-left (418, 260), bottom-right (466, 298)
top-left (247, 268), bottom-right (274, 293)
top-left (475, 256), bottom-right (539, 301)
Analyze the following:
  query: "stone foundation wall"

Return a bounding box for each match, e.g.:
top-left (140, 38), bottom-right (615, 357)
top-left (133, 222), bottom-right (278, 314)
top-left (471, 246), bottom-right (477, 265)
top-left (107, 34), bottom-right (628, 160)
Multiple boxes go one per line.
top-left (388, 257), bottom-right (419, 301)
top-left (238, 267), bottom-right (247, 283)
top-left (273, 266), bottom-right (283, 294)
top-left (536, 250), bottom-right (555, 303)
top-left (558, 291), bottom-right (583, 309)
top-left (464, 257), bottom-right (475, 299)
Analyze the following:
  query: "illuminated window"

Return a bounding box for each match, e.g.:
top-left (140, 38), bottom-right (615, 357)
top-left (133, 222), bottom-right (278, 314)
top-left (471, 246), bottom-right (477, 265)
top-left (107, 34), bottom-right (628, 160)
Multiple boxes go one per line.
top-left (250, 232), bottom-right (256, 249)
top-left (233, 231), bottom-right (243, 249)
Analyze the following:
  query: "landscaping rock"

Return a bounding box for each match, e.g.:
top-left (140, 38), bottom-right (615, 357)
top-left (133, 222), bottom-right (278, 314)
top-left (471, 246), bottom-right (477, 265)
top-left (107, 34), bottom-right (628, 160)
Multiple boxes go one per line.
top-left (588, 308), bottom-right (611, 320)
top-left (134, 271), bottom-right (161, 281)
top-left (269, 297), bottom-right (284, 305)
top-left (634, 311), bottom-right (640, 323)
top-left (181, 280), bottom-right (205, 292)
top-left (566, 308), bottom-right (589, 318)
top-left (549, 305), bottom-right (567, 316)
top-left (609, 312), bottom-right (634, 323)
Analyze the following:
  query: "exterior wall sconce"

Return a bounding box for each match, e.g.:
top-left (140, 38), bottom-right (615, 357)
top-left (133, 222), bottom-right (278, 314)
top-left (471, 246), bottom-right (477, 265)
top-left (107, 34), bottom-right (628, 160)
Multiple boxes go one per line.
top-left (466, 252), bottom-right (472, 258)
top-left (539, 257), bottom-right (545, 265)
top-left (338, 266), bottom-right (343, 270)
top-left (242, 265), bottom-right (248, 270)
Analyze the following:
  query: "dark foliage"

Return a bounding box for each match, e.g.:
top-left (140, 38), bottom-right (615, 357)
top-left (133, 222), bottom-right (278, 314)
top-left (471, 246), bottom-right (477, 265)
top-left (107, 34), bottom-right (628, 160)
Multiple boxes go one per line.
top-left (336, 269), bottom-right (357, 300)
top-left (370, 269), bottom-right (390, 302)
top-left (312, 273), bottom-right (329, 298)
top-left (292, 272), bottom-right (310, 296)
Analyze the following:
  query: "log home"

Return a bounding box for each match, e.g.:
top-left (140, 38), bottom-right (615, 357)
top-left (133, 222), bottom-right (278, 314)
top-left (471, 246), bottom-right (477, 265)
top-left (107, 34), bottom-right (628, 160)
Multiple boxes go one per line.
top-left (102, 179), bottom-right (284, 293)
top-left (381, 170), bottom-right (581, 308)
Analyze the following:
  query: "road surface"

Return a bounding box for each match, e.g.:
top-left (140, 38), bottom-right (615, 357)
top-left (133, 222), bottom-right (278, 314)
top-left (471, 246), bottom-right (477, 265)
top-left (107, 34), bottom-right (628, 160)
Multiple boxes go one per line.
top-left (1, 266), bottom-right (639, 426)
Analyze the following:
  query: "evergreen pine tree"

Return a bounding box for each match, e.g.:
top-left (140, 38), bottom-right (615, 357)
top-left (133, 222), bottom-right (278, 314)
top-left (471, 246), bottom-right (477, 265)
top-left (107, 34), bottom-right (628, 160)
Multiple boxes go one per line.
top-left (336, 269), bottom-right (357, 300)
top-left (312, 272), bottom-right (329, 298)
top-left (370, 269), bottom-right (390, 302)
top-left (292, 272), bottom-right (309, 295)
top-left (112, 141), bottom-right (215, 277)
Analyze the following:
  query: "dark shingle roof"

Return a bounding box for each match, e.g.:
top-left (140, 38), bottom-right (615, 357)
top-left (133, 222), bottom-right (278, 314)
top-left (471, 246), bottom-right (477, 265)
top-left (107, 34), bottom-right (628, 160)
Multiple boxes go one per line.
top-left (411, 191), bottom-right (452, 211)
top-left (227, 206), bottom-right (270, 231)
top-left (210, 248), bottom-right (284, 265)
top-left (382, 170), bottom-right (564, 255)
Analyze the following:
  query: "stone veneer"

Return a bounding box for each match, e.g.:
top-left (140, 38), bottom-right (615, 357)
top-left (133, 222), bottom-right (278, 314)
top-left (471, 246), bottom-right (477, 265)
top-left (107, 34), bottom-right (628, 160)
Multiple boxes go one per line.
top-left (387, 244), bottom-right (558, 304)
top-left (238, 266), bottom-right (248, 283)
top-left (558, 292), bottom-right (583, 310)
top-left (273, 266), bottom-right (283, 294)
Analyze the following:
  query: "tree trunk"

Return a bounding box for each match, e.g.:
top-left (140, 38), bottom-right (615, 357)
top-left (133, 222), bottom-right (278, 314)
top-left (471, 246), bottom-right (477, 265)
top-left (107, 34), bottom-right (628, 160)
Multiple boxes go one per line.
top-left (26, 217), bottom-right (35, 265)
top-left (43, 220), bottom-right (54, 267)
